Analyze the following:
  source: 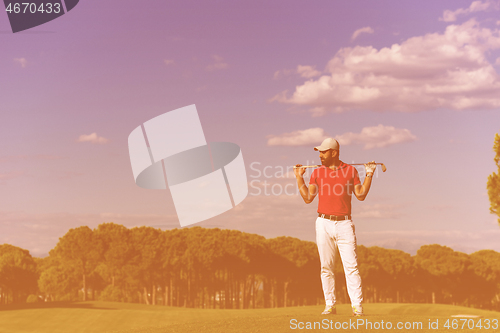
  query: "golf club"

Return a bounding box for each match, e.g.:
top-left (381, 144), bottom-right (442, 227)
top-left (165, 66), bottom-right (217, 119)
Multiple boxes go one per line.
top-left (293, 163), bottom-right (387, 172)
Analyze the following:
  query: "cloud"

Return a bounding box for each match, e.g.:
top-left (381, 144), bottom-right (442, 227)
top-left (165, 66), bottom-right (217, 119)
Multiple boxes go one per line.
top-left (55, 171), bottom-right (85, 180)
top-left (273, 19), bottom-right (500, 113)
top-left (440, 0), bottom-right (493, 22)
top-left (273, 68), bottom-right (294, 79)
top-left (0, 155), bottom-right (64, 163)
top-left (0, 211), bottom-right (179, 257)
top-left (335, 125), bottom-right (417, 149)
top-left (351, 26), bottom-right (374, 41)
top-left (430, 204), bottom-right (454, 211)
top-left (355, 204), bottom-right (402, 219)
top-left (77, 133), bottom-right (109, 144)
top-left (13, 58), bottom-right (27, 68)
top-left (496, 57), bottom-right (500, 65)
top-left (267, 125), bottom-right (416, 149)
top-left (357, 229), bottom-right (500, 255)
top-left (195, 194), bottom-right (319, 241)
top-left (267, 128), bottom-right (328, 146)
top-left (206, 55), bottom-right (229, 71)
top-left (297, 65), bottom-right (322, 78)
top-left (164, 59), bottom-right (175, 66)
top-left (0, 171), bottom-right (24, 181)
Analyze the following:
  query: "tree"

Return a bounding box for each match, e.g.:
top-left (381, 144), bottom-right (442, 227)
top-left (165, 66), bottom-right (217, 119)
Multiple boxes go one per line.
top-left (369, 247), bottom-right (414, 303)
top-left (487, 133), bottom-right (500, 225)
top-left (128, 226), bottom-right (163, 305)
top-left (38, 256), bottom-right (80, 301)
top-left (266, 237), bottom-right (303, 308)
top-left (94, 223), bottom-right (133, 289)
top-left (415, 244), bottom-right (472, 305)
top-left (50, 226), bottom-right (100, 301)
top-left (357, 245), bottom-right (385, 303)
top-left (0, 244), bottom-right (38, 304)
top-left (161, 228), bottom-right (189, 307)
top-left (469, 250), bottom-right (500, 309)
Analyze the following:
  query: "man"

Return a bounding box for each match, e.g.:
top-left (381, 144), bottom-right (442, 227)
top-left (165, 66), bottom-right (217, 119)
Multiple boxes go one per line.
top-left (294, 138), bottom-right (376, 316)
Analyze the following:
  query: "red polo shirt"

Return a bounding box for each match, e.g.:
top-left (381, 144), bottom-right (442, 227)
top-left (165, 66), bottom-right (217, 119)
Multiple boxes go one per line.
top-left (309, 161), bottom-right (361, 216)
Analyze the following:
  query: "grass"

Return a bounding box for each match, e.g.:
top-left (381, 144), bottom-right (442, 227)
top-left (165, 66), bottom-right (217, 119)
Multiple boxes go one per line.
top-left (0, 302), bottom-right (499, 333)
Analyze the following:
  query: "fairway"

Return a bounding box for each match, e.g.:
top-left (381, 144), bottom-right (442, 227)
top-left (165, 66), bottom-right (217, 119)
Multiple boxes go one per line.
top-left (0, 302), bottom-right (499, 333)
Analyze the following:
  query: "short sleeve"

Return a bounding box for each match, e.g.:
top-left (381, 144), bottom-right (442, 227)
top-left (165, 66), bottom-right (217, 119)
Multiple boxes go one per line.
top-left (309, 168), bottom-right (318, 185)
top-left (353, 167), bottom-right (361, 186)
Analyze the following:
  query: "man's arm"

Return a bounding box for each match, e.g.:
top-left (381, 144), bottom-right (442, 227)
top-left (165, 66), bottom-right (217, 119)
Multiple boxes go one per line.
top-left (354, 161), bottom-right (376, 201)
top-left (294, 165), bottom-right (318, 204)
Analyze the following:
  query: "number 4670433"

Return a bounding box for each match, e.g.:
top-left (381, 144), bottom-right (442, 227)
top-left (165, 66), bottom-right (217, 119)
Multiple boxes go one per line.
top-left (5, 2), bottom-right (61, 14)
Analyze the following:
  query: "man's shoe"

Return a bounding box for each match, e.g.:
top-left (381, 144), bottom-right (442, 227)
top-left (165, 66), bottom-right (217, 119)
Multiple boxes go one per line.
top-left (352, 304), bottom-right (364, 316)
top-left (321, 305), bottom-right (336, 315)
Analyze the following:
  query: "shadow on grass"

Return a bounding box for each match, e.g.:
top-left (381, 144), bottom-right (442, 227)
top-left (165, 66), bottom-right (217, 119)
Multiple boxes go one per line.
top-left (0, 301), bottom-right (117, 311)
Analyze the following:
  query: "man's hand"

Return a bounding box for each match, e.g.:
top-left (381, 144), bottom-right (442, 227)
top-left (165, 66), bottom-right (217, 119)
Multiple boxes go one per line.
top-left (294, 164), bottom-right (306, 177)
top-left (295, 164), bottom-right (318, 204)
top-left (355, 161), bottom-right (376, 201)
top-left (364, 161), bottom-right (376, 175)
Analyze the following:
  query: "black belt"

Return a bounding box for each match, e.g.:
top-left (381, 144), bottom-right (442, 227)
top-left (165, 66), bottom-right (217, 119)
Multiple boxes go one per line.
top-left (318, 213), bottom-right (351, 221)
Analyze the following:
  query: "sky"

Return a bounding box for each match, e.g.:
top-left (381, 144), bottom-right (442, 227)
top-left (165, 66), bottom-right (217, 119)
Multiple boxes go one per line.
top-left (1, 0), bottom-right (500, 257)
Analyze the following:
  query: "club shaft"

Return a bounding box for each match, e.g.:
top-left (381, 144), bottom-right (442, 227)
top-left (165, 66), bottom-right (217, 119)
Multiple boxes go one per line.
top-left (349, 163), bottom-right (385, 166)
top-left (294, 163), bottom-right (384, 168)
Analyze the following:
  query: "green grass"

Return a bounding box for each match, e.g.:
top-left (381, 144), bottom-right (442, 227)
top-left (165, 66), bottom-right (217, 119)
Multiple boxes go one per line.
top-left (0, 302), bottom-right (499, 333)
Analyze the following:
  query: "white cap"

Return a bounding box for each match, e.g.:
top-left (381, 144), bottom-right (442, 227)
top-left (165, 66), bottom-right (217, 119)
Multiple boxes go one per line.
top-left (314, 138), bottom-right (340, 151)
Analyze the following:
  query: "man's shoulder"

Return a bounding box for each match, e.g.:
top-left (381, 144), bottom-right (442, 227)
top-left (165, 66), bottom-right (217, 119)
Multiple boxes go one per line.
top-left (338, 161), bottom-right (354, 170)
top-left (338, 161), bottom-right (359, 176)
top-left (310, 166), bottom-right (323, 177)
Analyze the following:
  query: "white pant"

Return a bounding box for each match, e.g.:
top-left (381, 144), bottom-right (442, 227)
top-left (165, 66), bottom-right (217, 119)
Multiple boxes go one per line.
top-left (315, 217), bottom-right (363, 306)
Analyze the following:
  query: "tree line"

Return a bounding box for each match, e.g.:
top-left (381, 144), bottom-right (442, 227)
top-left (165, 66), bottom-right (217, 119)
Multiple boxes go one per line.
top-left (1, 223), bottom-right (500, 311)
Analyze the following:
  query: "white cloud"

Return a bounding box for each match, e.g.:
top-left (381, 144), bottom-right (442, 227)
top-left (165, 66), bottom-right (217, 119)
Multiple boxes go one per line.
top-left (0, 155), bottom-right (63, 163)
top-left (267, 128), bottom-right (328, 146)
top-left (297, 65), bottom-right (322, 78)
top-left (430, 204), bottom-right (454, 211)
top-left (0, 211), bottom-right (179, 257)
top-left (77, 132), bottom-right (109, 144)
top-left (273, 68), bottom-right (294, 79)
top-left (335, 125), bottom-right (417, 149)
top-left (13, 58), bottom-right (27, 68)
top-left (273, 19), bottom-right (500, 113)
top-left (267, 125), bottom-right (416, 149)
top-left (206, 55), bottom-right (228, 71)
top-left (357, 229), bottom-right (500, 255)
top-left (355, 204), bottom-right (402, 219)
top-left (351, 26), bottom-right (374, 41)
top-left (440, 0), bottom-right (493, 22)
top-left (164, 59), bottom-right (175, 65)
top-left (195, 194), bottom-right (318, 241)
top-left (0, 171), bottom-right (24, 181)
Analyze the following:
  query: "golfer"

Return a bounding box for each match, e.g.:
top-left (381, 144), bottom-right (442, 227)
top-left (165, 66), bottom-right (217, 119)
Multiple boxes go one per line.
top-left (294, 138), bottom-right (376, 316)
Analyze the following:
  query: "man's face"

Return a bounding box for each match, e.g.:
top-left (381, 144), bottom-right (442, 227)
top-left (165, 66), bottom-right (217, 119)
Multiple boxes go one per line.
top-left (319, 149), bottom-right (338, 165)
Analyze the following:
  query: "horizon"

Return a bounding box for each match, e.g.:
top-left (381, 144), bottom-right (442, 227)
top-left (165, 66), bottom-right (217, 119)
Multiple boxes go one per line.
top-left (21, 222), bottom-right (500, 259)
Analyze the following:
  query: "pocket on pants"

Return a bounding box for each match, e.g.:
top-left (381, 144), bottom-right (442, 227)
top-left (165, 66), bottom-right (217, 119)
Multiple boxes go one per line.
top-left (337, 221), bottom-right (356, 242)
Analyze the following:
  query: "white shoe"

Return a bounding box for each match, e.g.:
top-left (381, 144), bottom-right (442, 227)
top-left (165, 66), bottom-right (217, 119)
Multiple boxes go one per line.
top-left (321, 305), bottom-right (336, 315)
top-left (352, 304), bottom-right (364, 316)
